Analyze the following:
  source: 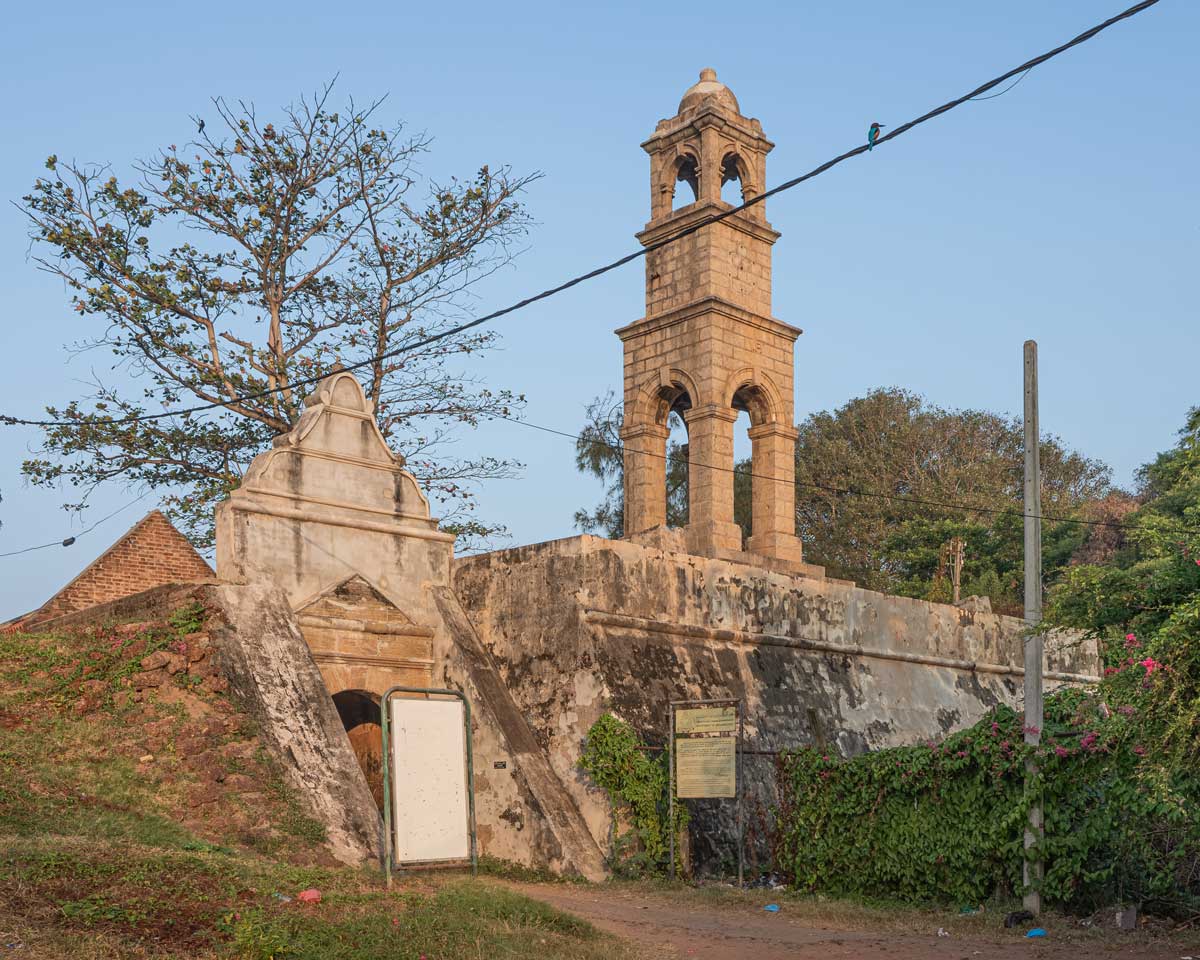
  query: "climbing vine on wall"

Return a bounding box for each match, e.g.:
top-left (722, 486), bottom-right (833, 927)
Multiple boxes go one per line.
top-left (775, 662), bottom-right (1200, 913)
top-left (579, 714), bottom-right (688, 877)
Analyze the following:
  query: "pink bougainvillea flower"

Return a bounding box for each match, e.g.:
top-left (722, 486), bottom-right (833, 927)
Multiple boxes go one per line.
top-left (1104, 667), bottom-right (1118, 676)
top-left (1081, 732), bottom-right (1099, 751)
top-left (1140, 658), bottom-right (1160, 674)
top-left (1125, 633), bottom-right (1137, 641)
top-left (1133, 745), bottom-right (1146, 756)
top-left (1054, 746), bottom-right (1069, 758)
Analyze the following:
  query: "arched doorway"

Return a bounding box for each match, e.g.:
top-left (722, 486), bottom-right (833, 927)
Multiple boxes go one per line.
top-left (332, 689), bottom-right (383, 811)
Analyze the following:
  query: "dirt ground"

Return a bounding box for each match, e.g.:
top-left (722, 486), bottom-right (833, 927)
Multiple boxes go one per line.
top-left (510, 882), bottom-right (1200, 960)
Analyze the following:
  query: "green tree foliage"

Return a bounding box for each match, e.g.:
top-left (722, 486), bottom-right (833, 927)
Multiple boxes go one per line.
top-left (1048, 407), bottom-right (1200, 757)
top-left (575, 388), bottom-right (1114, 603)
top-left (794, 389), bottom-right (1112, 592)
top-left (18, 84), bottom-right (536, 547)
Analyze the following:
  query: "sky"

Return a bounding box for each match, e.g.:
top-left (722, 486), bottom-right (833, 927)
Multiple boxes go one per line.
top-left (0, 0), bottom-right (1196, 619)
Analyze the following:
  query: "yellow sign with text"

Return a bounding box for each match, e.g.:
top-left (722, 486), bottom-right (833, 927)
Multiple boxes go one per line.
top-left (674, 706), bottom-right (737, 735)
top-left (676, 737), bottom-right (736, 798)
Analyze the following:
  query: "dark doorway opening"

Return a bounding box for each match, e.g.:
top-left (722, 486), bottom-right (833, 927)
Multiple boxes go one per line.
top-left (333, 689), bottom-right (384, 811)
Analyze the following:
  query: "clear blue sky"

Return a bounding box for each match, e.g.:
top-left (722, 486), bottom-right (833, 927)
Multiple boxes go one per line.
top-left (1, 1), bottom-right (1196, 618)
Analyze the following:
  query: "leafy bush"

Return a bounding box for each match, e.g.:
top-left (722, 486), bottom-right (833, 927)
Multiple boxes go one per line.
top-left (578, 714), bottom-right (687, 877)
top-left (776, 659), bottom-right (1200, 913)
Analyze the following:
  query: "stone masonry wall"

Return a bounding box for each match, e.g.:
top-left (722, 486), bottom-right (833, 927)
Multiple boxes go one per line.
top-left (453, 534), bottom-right (1100, 870)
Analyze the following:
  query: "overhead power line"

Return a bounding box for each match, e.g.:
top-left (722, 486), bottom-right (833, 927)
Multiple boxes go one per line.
top-left (495, 413), bottom-right (1200, 539)
top-left (970, 67), bottom-right (1034, 101)
top-left (0, 491), bottom-right (152, 558)
top-left (0, 0), bottom-right (1162, 433)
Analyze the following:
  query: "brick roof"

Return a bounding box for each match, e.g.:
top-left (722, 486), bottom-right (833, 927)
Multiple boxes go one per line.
top-left (5, 510), bottom-right (214, 629)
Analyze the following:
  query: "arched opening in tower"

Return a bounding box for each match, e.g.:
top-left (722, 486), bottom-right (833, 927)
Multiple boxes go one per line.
top-left (673, 155), bottom-right (699, 211)
top-left (666, 399), bottom-right (690, 529)
top-left (721, 151), bottom-right (747, 206)
top-left (733, 408), bottom-right (753, 548)
top-left (733, 384), bottom-right (770, 549)
top-left (332, 689), bottom-right (384, 811)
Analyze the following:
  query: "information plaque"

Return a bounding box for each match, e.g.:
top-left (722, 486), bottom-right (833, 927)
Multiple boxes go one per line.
top-left (668, 698), bottom-right (744, 882)
top-left (675, 705), bottom-right (737, 736)
top-left (675, 736), bottom-right (736, 798)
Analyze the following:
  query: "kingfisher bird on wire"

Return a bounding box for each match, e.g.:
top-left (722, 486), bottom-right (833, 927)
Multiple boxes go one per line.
top-left (867, 122), bottom-right (885, 151)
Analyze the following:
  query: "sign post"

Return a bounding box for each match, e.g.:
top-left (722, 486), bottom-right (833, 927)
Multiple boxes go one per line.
top-left (668, 698), bottom-right (743, 884)
top-left (380, 686), bottom-right (477, 887)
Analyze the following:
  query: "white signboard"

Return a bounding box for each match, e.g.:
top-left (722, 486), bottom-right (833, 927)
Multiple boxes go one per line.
top-left (388, 697), bottom-right (470, 863)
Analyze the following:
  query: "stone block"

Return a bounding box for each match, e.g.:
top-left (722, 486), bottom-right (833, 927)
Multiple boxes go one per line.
top-left (131, 670), bottom-right (164, 689)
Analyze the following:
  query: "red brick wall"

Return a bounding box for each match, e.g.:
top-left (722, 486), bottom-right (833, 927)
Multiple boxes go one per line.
top-left (32, 511), bottom-right (214, 622)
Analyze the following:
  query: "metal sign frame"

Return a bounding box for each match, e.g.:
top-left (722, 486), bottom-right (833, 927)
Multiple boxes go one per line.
top-left (668, 697), bottom-right (744, 884)
top-left (380, 686), bottom-right (477, 885)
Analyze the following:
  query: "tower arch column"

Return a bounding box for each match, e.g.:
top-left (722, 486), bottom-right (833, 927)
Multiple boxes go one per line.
top-left (683, 404), bottom-right (742, 555)
top-left (746, 421), bottom-right (803, 564)
top-left (620, 421), bottom-right (671, 536)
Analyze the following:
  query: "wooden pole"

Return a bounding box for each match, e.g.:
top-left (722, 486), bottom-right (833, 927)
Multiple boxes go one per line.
top-left (1022, 340), bottom-right (1044, 915)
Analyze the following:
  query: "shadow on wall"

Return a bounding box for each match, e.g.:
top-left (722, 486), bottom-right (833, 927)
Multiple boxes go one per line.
top-left (333, 689), bottom-right (384, 811)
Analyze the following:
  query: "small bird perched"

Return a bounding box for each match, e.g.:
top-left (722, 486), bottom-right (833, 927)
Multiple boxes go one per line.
top-left (867, 122), bottom-right (885, 151)
top-left (197, 117), bottom-right (205, 135)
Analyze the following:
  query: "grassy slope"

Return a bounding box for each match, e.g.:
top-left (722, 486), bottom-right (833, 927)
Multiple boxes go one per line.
top-left (0, 612), bottom-right (638, 959)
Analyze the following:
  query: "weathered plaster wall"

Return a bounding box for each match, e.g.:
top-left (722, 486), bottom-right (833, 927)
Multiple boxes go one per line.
top-left (453, 534), bottom-right (1100, 868)
top-left (215, 370), bottom-right (608, 879)
top-left (214, 369), bottom-right (455, 677)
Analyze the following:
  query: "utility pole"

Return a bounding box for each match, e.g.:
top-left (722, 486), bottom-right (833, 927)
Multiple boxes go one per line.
top-left (1022, 340), bottom-right (1044, 915)
top-left (950, 536), bottom-right (965, 604)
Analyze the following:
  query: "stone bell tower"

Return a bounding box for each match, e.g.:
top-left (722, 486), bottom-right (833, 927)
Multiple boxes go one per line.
top-left (616, 68), bottom-right (805, 568)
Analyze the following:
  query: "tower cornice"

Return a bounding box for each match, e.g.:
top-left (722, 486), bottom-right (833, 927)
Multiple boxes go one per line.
top-left (642, 108), bottom-right (774, 156)
top-left (637, 200), bottom-right (780, 248)
top-left (614, 296), bottom-right (802, 344)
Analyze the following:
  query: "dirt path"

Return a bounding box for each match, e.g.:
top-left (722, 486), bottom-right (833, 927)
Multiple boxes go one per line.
top-left (508, 882), bottom-right (1198, 960)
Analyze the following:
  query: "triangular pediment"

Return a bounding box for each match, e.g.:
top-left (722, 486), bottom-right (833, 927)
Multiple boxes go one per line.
top-left (297, 574), bottom-right (415, 625)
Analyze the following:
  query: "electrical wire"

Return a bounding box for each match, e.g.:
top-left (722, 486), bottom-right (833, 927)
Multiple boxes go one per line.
top-left (493, 413), bottom-right (1200, 539)
top-left (970, 68), bottom-right (1034, 101)
top-left (0, 0), bottom-right (1162, 432)
top-left (0, 491), bottom-right (152, 558)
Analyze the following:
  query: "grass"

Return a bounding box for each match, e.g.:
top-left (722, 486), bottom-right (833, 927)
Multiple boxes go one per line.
top-left (2, 834), bottom-right (627, 959)
top-left (0, 617), bottom-right (641, 959)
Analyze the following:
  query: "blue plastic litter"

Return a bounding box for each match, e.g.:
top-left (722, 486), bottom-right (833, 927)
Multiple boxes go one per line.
top-left (763, 903), bottom-right (780, 913)
top-left (1025, 928), bottom-right (1047, 938)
